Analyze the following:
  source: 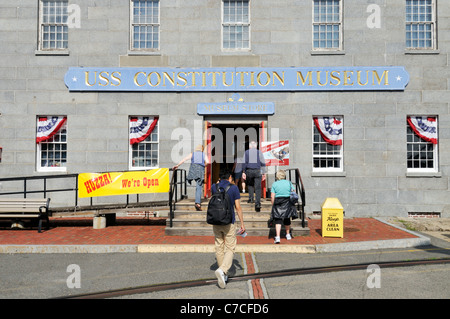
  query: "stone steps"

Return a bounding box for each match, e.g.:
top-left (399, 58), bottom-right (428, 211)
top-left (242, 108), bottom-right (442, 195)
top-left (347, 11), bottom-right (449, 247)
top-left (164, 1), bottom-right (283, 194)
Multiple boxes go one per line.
top-left (167, 217), bottom-right (306, 228)
top-left (166, 195), bottom-right (310, 237)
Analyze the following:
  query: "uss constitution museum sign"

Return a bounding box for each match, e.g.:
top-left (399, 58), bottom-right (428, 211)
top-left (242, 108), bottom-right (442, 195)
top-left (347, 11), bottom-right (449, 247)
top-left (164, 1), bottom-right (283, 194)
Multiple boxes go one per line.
top-left (64, 66), bottom-right (409, 92)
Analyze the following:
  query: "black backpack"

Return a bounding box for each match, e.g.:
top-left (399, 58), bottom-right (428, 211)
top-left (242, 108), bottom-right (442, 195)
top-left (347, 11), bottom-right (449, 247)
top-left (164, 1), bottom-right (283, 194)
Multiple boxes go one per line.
top-left (207, 184), bottom-right (233, 225)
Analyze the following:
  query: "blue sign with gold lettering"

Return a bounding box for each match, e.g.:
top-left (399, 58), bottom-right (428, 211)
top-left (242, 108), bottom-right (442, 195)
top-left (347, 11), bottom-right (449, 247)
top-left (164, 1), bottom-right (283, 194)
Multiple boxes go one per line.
top-left (64, 66), bottom-right (409, 92)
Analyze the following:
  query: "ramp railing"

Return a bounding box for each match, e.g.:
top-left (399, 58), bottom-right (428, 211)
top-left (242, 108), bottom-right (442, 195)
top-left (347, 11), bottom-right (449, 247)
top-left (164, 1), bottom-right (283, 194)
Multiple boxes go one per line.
top-left (0, 170), bottom-right (180, 215)
top-left (284, 168), bottom-right (306, 228)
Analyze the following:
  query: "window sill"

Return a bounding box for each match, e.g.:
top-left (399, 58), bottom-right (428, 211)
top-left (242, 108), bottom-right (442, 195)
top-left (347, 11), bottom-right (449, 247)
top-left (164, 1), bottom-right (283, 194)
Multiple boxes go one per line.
top-left (405, 49), bottom-right (440, 55)
top-left (129, 166), bottom-right (159, 171)
top-left (35, 50), bottom-right (70, 56)
top-left (406, 171), bottom-right (441, 178)
top-left (221, 49), bottom-right (252, 54)
top-left (37, 168), bottom-right (67, 173)
top-left (310, 50), bottom-right (345, 55)
top-left (127, 50), bottom-right (161, 56)
top-left (311, 171), bottom-right (346, 177)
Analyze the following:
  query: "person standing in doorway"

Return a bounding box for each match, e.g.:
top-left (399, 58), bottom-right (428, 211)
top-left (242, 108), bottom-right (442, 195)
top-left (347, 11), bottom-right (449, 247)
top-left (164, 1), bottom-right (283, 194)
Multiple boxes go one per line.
top-left (242, 141), bottom-right (266, 212)
top-left (212, 171), bottom-right (245, 289)
top-left (173, 144), bottom-right (208, 211)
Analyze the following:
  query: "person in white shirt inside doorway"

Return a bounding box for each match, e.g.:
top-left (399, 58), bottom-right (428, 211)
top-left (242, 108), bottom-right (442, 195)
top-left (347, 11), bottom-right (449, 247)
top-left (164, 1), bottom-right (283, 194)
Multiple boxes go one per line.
top-left (242, 141), bottom-right (266, 212)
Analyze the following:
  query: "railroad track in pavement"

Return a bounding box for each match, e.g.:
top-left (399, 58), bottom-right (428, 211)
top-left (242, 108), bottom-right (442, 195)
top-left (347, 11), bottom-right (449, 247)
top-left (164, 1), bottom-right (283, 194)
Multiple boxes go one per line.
top-left (56, 257), bottom-right (450, 299)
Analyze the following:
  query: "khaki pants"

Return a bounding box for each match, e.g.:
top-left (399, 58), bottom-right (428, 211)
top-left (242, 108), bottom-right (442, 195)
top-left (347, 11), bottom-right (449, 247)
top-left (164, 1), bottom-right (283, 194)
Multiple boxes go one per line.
top-left (213, 223), bottom-right (237, 275)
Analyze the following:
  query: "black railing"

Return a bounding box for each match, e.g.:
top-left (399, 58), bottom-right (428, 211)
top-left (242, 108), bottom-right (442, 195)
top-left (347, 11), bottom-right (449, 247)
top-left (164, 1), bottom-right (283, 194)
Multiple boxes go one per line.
top-left (0, 174), bottom-right (79, 205)
top-left (0, 170), bottom-right (186, 215)
top-left (168, 168), bottom-right (187, 227)
top-left (285, 168), bottom-right (306, 228)
top-left (0, 169), bottom-right (302, 227)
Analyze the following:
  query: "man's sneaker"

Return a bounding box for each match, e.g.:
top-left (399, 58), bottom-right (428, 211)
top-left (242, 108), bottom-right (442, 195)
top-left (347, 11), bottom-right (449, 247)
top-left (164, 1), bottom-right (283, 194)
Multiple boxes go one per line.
top-left (215, 268), bottom-right (227, 289)
top-left (274, 236), bottom-right (280, 244)
top-left (286, 233), bottom-right (292, 240)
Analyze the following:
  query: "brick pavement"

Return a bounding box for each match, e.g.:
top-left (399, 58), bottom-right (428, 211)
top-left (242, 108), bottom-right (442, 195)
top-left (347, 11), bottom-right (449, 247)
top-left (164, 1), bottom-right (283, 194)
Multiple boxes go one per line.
top-left (0, 217), bottom-right (418, 246)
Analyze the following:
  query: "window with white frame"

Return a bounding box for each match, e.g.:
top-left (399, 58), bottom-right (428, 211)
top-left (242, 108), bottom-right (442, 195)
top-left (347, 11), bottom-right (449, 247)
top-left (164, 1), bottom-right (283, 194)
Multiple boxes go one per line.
top-left (313, 116), bottom-right (343, 172)
top-left (406, 0), bottom-right (437, 50)
top-left (129, 116), bottom-right (159, 169)
top-left (407, 116), bottom-right (438, 172)
top-left (312, 0), bottom-right (342, 51)
top-left (36, 116), bottom-right (67, 172)
top-left (38, 0), bottom-right (69, 51)
top-left (222, 0), bottom-right (250, 50)
top-left (130, 0), bottom-right (160, 51)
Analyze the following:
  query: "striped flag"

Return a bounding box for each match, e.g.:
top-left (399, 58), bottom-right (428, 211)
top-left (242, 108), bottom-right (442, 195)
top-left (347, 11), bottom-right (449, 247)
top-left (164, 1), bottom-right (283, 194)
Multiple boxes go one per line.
top-left (130, 116), bottom-right (158, 144)
top-left (407, 116), bottom-right (437, 144)
top-left (36, 116), bottom-right (67, 143)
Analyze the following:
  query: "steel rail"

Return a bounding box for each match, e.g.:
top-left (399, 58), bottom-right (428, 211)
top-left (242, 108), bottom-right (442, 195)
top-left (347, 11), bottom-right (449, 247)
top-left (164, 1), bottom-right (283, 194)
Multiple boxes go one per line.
top-left (56, 257), bottom-right (450, 299)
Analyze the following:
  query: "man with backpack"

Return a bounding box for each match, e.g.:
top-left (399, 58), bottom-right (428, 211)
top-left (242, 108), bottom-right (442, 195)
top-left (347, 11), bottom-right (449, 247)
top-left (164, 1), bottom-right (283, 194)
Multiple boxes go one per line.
top-left (207, 171), bottom-right (245, 289)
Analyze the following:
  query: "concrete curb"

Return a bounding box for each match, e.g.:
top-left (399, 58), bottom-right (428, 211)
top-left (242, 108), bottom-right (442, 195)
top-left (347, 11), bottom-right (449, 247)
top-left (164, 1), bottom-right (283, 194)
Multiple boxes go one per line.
top-left (137, 244), bottom-right (317, 253)
top-left (315, 237), bottom-right (429, 253)
top-left (0, 245), bottom-right (137, 254)
top-left (138, 244), bottom-right (214, 253)
top-left (0, 244), bottom-right (317, 254)
top-left (315, 218), bottom-right (431, 253)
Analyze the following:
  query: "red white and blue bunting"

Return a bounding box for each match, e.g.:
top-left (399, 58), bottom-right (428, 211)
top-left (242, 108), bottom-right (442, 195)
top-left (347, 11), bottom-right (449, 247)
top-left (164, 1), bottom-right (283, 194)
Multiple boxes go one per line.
top-left (313, 116), bottom-right (343, 146)
top-left (407, 116), bottom-right (437, 144)
top-left (130, 116), bottom-right (158, 145)
top-left (36, 116), bottom-right (67, 144)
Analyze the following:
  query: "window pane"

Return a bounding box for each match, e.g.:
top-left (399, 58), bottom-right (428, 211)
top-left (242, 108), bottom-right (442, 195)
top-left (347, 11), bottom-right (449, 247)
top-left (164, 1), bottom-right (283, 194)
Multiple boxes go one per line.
top-left (131, 0), bottom-right (160, 50)
top-left (405, 0), bottom-right (435, 49)
top-left (313, 0), bottom-right (341, 49)
top-left (312, 117), bottom-right (343, 171)
top-left (130, 118), bottom-right (159, 168)
top-left (40, 0), bottom-right (68, 50)
top-left (37, 116), bottom-right (67, 169)
top-left (406, 116), bottom-right (437, 171)
top-left (222, 0), bottom-right (250, 50)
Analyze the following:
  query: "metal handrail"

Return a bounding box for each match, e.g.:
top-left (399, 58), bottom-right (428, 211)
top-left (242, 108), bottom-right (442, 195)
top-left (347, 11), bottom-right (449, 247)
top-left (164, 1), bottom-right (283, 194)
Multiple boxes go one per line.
top-left (285, 168), bottom-right (306, 228)
top-left (0, 174), bottom-right (79, 204)
top-left (168, 168), bottom-right (187, 227)
top-left (0, 170), bottom-right (183, 215)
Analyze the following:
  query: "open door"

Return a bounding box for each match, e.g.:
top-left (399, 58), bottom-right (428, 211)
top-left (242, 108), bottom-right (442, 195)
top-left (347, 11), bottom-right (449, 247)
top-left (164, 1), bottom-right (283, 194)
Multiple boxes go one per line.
top-left (203, 120), bottom-right (265, 198)
top-left (204, 121), bottom-right (212, 198)
top-left (260, 120), bottom-right (266, 198)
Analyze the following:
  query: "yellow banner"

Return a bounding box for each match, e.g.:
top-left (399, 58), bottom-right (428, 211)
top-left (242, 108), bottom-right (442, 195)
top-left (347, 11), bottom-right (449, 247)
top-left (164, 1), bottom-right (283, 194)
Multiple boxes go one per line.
top-left (78, 168), bottom-right (170, 198)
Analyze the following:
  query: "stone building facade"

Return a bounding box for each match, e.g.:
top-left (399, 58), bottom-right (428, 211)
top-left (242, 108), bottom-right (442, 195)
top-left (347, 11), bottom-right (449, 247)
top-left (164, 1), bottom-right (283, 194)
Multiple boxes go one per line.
top-left (0, 0), bottom-right (448, 217)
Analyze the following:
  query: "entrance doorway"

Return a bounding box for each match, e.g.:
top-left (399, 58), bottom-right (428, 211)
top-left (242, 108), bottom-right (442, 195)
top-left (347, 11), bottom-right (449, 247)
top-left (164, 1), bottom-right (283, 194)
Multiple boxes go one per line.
top-left (204, 120), bottom-right (267, 197)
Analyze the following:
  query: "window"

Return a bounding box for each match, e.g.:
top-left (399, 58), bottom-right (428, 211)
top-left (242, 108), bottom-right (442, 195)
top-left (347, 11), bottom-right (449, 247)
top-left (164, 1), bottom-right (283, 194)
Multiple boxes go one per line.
top-left (407, 116), bottom-right (438, 172)
top-left (406, 0), bottom-right (436, 50)
top-left (313, 116), bottom-right (343, 172)
top-left (129, 116), bottom-right (159, 169)
top-left (222, 0), bottom-right (250, 50)
top-left (38, 0), bottom-right (69, 51)
top-left (130, 0), bottom-right (160, 51)
top-left (312, 0), bottom-right (342, 51)
top-left (36, 116), bottom-right (67, 172)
